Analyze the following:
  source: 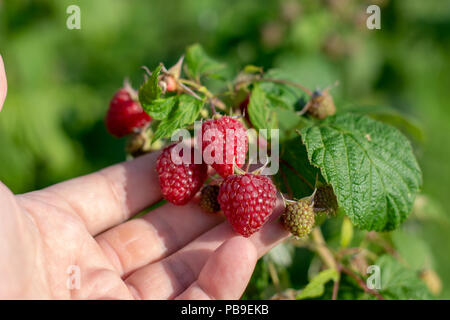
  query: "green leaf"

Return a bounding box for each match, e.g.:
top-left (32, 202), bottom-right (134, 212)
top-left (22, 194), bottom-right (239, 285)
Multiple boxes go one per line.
top-left (376, 255), bottom-right (433, 299)
top-left (248, 81), bottom-right (303, 141)
top-left (248, 84), bottom-right (271, 132)
top-left (261, 69), bottom-right (306, 109)
top-left (342, 105), bottom-right (425, 143)
top-left (300, 113), bottom-right (422, 231)
top-left (152, 95), bottom-right (203, 142)
top-left (391, 230), bottom-right (433, 271)
top-left (275, 136), bottom-right (320, 199)
top-left (143, 96), bottom-right (177, 120)
top-left (296, 268), bottom-right (339, 300)
top-left (185, 44), bottom-right (224, 81)
top-left (139, 64), bottom-right (162, 107)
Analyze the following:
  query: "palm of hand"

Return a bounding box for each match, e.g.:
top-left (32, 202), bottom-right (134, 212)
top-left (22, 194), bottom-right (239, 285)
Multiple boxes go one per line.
top-left (0, 151), bottom-right (287, 299)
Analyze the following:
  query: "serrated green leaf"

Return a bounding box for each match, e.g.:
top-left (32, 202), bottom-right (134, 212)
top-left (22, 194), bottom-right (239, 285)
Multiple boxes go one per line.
top-left (296, 268), bottom-right (338, 300)
top-left (248, 84), bottom-right (272, 135)
top-left (300, 113), bottom-right (422, 231)
top-left (152, 95), bottom-right (203, 142)
top-left (342, 105), bottom-right (425, 142)
top-left (139, 64), bottom-right (162, 107)
top-left (376, 255), bottom-right (433, 299)
top-left (185, 44), bottom-right (224, 81)
top-left (248, 82), bottom-right (303, 141)
top-left (261, 69), bottom-right (306, 109)
top-left (143, 96), bottom-right (177, 120)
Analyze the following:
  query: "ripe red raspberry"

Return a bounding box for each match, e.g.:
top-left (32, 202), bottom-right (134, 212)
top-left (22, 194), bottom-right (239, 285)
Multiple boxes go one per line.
top-left (105, 88), bottom-right (151, 138)
top-left (200, 116), bottom-right (248, 178)
top-left (218, 173), bottom-right (277, 237)
top-left (156, 144), bottom-right (208, 205)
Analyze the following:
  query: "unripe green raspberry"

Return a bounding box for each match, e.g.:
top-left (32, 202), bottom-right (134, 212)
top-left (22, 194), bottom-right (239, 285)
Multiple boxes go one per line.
top-left (280, 198), bottom-right (315, 238)
top-left (314, 185), bottom-right (338, 216)
top-left (199, 185), bottom-right (221, 213)
top-left (306, 89), bottom-right (336, 120)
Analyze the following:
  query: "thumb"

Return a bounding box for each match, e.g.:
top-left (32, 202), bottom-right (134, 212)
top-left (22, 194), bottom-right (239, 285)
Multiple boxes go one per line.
top-left (0, 54), bottom-right (7, 112)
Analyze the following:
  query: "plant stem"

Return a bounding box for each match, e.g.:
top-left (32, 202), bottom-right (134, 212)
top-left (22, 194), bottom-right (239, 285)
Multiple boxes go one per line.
top-left (179, 78), bottom-right (225, 110)
top-left (179, 79), bottom-right (213, 98)
top-left (311, 228), bottom-right (337, 269)
top-left (262, 78), bottom-right (313, 96)
top-left (177, 81), bottom-right (202, 100)
top-left (267, 260), bottom-right (281, 292)
top-left (339, 264), bottom-right (385, 300)
top-left (310, 228), bottom-right (384, 300)
top-left (332, 265), bottom-right (341, 300)
top-left (234, 77), bottom-right (313, 96)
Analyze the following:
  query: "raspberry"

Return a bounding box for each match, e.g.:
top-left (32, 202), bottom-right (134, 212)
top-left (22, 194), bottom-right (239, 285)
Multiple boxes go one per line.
top-left (156, 144), bottom-right (208, 205)
top-left (280, 198), bottom-right (315, 238)
top-left (306, 89), bottom-right (336, 120)
top-left (199, 185), bottom-right (221, 213)
top-left (218, 173), bottom-right (277, 237)
top-left (106, 88), bottom-right (151, 138)
top-left (314, 185), bottom-right (338, 216)
top-left (200, 116), bottom-right (248, 178)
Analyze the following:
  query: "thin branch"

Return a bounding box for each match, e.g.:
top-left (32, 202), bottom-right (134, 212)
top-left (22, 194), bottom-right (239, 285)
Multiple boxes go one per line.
top-left (141, 65), bottom-right (152, 77)
top-left (208, 97), bottom-right (217, 115)
top-left (267, 261), bottom-right (281, 292)
top-left (339, 264), bottom-right (385, 300)
top-left (234, 77), bottom-right (313, 97)
top-left (263, 78), bottom-right (313, 96)
top-left (177, 81), bottom-right (202, 100)
top-left (332, 265), bottom-right (341, 300)
top-left (311, 228), bottom-right (337, 269)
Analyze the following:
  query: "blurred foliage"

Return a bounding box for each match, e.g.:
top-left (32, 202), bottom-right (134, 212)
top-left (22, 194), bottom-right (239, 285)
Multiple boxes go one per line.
top-left (0, 0), bottom-right (449, 299)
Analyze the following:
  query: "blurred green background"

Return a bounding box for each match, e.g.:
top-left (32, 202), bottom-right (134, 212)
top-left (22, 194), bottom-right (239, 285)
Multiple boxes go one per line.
top-left (0, 0), bottom-right (449, 298)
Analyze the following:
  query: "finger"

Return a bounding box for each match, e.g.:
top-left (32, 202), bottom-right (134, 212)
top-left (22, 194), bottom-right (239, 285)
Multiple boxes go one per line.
top-left (96, 201), bottom-right (224, 277)
top-left (124, 200), bottom-right (289, 300)
top-left (21, 150), bottom-right (162, 236)
top-left (175, 237), bottom-right (257, 300)
top-left (0, 55), bottom-right (7, 111)
top-left (0, 183), bottom-right (39, 298)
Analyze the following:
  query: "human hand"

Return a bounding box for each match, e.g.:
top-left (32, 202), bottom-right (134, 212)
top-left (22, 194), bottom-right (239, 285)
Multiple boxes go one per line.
top-left (0, 55), bottom-right (7, 111)
top-left (0, 150), bottom-right (289, 299)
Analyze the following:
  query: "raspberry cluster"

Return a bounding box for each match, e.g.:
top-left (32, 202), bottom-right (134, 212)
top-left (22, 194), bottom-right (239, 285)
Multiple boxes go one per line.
top-left (105, 73), bottom-right (338, 239)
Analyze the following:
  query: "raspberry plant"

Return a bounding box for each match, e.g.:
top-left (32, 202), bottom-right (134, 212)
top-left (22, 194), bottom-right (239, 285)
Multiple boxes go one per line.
top-left (106, 44), bottom-right (433, 300)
